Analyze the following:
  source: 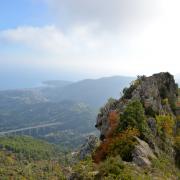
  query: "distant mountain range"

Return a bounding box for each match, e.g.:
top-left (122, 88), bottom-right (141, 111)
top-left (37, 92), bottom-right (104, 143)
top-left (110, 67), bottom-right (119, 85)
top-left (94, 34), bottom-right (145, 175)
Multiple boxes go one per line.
top-left (39, 76), bottom-right (135, 107)
top-left (0, 75), bottom-right (134, 107)
top-left (0, 75), bottom-right (138, 148)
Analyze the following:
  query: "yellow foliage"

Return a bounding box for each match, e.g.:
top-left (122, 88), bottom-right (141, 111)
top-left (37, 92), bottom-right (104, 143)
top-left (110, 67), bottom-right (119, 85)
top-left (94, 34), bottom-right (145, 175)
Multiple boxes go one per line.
top-left (6, 156), bottom-right (15, 165)
top-left (156, 115), bottom-right (175, 137)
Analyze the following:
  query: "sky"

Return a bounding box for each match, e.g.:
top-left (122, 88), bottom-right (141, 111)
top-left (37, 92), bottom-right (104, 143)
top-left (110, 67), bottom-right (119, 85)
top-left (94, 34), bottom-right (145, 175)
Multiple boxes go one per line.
top-left (0, 0), bottom-right (180, 89)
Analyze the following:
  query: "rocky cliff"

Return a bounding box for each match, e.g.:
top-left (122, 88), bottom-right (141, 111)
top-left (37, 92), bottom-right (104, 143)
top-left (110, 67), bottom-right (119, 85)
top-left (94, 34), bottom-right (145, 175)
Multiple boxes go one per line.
top-left (94, 72), bottom-right (179, 168)
top-left (69, 72), bottom-right (180, 179)
top-left (96, 72), bottom-right (178, 140)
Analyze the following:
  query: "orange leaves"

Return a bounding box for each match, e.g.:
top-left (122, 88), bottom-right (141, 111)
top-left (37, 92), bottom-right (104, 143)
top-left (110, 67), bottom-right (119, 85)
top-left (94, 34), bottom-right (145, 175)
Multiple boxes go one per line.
top-left (92, 121), bottom-right (140, 163)
top-left (109, 111), bottom-right (119, 127)
top-left (92, 110), bottom-right (140, 163)
top-left (92, 111), bottom-right (119, 163)
top-left (92, 139), bottom-right (112, 164)
top-left (106, 111), bottom-right (119, 138)
top-left (108, 128), bottom-right (140, 161)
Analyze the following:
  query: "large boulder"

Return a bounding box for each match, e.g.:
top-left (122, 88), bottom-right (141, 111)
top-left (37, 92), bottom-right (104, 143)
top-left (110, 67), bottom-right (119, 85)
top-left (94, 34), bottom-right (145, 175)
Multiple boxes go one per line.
top-left (78, 135), bottom-right (99, 160)
top-left (132, 137), bottom-right (156, 167)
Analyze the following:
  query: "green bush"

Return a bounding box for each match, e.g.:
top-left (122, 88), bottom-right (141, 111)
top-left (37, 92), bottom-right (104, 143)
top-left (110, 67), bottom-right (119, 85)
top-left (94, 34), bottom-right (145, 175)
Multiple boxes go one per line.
top-left (145, 106), bottom-right (156, 117)
top-left (72, 158), bottom-right (95, 180)
top-left (162, 98), bottom-right (169, 105)
top-left (151, 153), bottom-right (180, 178)
top-left (97, 156), bottom-right (132, 179)
top-left (119, 100), bottom-right (148, 135)
top-left (155, 115), bottom-right (175, 137)
top-left (108, 128), bottom-right (139, 162)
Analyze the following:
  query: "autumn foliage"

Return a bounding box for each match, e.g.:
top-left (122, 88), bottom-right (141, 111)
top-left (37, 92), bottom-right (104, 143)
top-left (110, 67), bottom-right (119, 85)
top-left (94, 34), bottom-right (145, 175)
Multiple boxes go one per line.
top-left (108, 128), bottom-right (140, 161)
top-left (106, 111), bottom-right (119, 138)
top-left (92, 111), bottom-right (119, 163)
top-left (93, 127), bottom-right (140, 163)
top-left (156, 115), bottom-right (175, 137)
top-left (92, 111), bottom-right (140, 163)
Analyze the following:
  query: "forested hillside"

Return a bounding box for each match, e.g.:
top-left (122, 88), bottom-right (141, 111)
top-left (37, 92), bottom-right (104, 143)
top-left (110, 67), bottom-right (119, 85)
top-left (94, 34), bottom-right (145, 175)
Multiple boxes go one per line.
top-left (0, 136), bottom-right (66, 179)
top-left (0, 100), bottom-right (97, 149)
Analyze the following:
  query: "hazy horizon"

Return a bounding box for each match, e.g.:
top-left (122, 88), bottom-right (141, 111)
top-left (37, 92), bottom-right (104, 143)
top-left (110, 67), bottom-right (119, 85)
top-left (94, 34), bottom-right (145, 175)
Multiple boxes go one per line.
top-left (0, 71), bottom-right (180, 91)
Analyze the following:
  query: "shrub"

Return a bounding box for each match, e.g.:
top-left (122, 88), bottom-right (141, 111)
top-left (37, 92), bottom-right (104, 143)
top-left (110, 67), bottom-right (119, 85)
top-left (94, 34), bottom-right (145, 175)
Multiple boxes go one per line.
top-left (93, 128), bottom-right (140, 163)
top-left (151, 152), bottom-right (180, 179)
top-left (72, 158), bottom-right (95, 180)
top-left (145, 106), bottom-right (156, 117)
top-left (119, 100), bottom-right (148, 135)
top-left (92, 138), bottom-right (113, 164)
top-left (155, 115), bottom-right (175, 137)
top-left (108, 128), bottom-right (140, 161)
top-left (97, 156), bottom-right (133, 179)
top-left (93, 101), bottom-right (143, 163)
top-left (106, 111), bottom-right (119, 138)
top-left (162, 98), bottom-right (169, 105)
top-left (92, 111), bottom-right (119, 163)
top-left (97, 156), bottom-right (124, 178)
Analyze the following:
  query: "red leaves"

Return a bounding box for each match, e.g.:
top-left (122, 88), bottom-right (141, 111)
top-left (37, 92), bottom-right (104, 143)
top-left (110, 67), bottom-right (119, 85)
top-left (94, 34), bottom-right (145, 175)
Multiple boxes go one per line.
top-left (106, 111), bottom-right (119, 138)
top-left (92, 111), bottom-right (119, 163)
top-left (92, 111), bottom-right (140, 163)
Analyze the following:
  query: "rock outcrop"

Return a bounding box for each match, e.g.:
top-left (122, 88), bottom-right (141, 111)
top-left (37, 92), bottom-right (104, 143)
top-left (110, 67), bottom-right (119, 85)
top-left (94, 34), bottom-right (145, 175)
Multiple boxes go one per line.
top-left (95, 72), bottom-right (178, 140)
top-left (94, 72), bottom-right (179, 168)
top-left (132, 137), bottom-right (156, 167)
top-left (78, 135), bottom-right (99, 160)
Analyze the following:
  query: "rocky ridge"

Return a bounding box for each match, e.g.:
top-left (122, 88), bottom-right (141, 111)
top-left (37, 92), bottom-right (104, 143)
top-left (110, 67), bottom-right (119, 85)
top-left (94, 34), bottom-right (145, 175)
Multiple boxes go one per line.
top-left (95, 72), bottom-right (178, 167)
top-left (96, 72), bottom-right (178, 140)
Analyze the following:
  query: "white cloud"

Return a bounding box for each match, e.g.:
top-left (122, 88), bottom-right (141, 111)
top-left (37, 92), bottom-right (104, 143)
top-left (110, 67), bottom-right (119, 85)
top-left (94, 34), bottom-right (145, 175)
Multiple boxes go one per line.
top-left (0, 24), bottom-right (109, 53)
top-left (43, 0), bottom-right (157, 31)
top-left (0, 25), bottom-right (71, 53)
top-left (1, 0), bottom-right (180, 77)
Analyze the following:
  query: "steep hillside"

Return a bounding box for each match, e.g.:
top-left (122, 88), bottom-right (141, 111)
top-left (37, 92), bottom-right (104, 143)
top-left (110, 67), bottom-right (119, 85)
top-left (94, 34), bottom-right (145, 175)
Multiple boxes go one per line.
top-left (70, 72), bottom-right (180, 179)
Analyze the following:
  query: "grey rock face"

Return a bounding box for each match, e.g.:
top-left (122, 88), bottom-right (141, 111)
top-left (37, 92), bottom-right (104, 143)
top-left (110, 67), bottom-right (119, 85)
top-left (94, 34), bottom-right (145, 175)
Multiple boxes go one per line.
top-left (132, 137), bottom-right (156, 167)
top-left (131, 72), bottom-right (177, 115)
top-left (147, 118), bottom-right (157, 135)
top-left (78, 135), bottom-right (99, 160)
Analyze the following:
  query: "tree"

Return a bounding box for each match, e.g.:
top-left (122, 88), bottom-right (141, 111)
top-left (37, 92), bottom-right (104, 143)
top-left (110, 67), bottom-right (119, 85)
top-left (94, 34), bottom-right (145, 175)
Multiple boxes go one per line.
top-left (119, 100), bottom-right (147, 135)
top-left (156, 115), bottom-right (174, 137)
